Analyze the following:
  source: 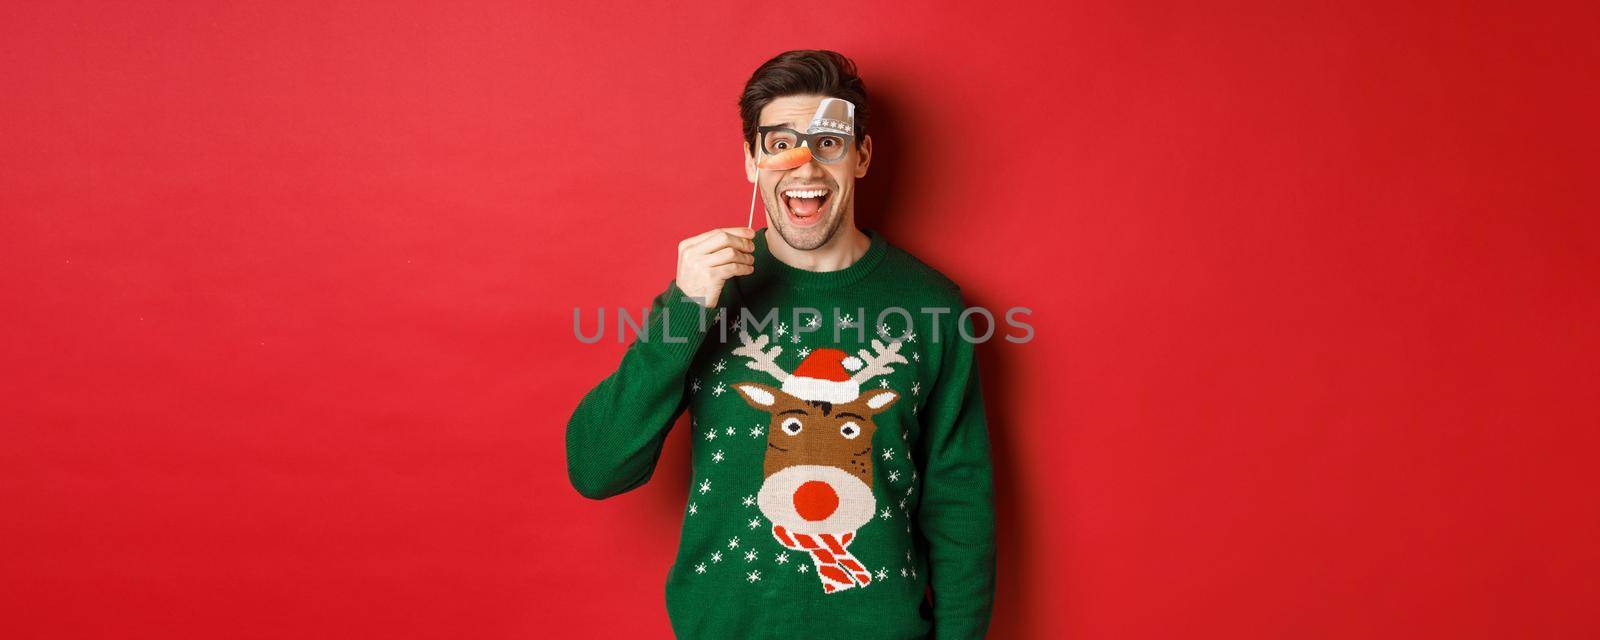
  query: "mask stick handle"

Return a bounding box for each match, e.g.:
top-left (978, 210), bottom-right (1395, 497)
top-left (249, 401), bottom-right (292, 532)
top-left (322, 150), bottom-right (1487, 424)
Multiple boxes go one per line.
top-left (746, 166), bottom-right (761, 229)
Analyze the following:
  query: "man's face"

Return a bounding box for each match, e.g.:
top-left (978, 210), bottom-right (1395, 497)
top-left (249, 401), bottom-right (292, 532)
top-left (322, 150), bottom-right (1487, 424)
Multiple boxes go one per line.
top-left (745, 94), bottom-right (873, 251)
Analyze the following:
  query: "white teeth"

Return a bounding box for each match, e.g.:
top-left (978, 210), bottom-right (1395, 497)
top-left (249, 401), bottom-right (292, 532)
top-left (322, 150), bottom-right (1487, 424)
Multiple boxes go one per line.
top-left (782, 189), bottom-right (828, 199)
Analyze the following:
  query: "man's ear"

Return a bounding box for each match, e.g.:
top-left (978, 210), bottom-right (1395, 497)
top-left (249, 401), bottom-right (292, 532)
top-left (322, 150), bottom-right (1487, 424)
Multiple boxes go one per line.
top-left (858, 387), bottom-right (897, 414)
top-left (734, 381), bottom-right (782, 410)
top-left (744, 140), bottom-right (758, 182)
top-left (853, 134), bottom-right (872, 178)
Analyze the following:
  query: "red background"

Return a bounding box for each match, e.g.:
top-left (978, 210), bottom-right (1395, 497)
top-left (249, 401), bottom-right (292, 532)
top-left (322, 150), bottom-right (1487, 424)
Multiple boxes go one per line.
top-left (3, 1), bottom-right (1597, 638)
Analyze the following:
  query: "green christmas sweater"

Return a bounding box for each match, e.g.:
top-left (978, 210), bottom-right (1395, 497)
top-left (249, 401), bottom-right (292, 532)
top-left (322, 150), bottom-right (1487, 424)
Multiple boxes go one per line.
top-left (566, 228), bottom-right (996, 639)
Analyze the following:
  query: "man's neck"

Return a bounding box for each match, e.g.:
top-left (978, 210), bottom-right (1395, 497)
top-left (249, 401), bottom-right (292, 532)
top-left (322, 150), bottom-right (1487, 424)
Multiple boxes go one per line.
top-left (764, 224), bottom-right (872, 272)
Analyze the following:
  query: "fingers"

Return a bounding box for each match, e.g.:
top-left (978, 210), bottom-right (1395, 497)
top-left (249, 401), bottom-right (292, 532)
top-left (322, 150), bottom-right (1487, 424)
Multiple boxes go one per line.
top-left (705, 246), bottom-right (756, 267)
top-left (679, 226), bottom-right (756, 255)
top-left (688, 229), bottom-right (756, 258)
top-left (679, 227), bottom-right (727, 249)
top-left (674, 227), bottom-right (758, 308)
top-left (714, 262), bottom-right (755, 278)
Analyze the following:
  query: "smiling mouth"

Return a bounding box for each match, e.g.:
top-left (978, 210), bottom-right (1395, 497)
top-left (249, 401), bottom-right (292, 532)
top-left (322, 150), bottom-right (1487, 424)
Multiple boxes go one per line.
top-left (778, 186), bottom-right (831, 227)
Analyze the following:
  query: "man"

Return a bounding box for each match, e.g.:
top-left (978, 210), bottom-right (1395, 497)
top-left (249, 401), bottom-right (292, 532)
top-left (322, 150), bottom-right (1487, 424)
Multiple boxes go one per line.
top-left (566, 50), bottom-right (996, 639)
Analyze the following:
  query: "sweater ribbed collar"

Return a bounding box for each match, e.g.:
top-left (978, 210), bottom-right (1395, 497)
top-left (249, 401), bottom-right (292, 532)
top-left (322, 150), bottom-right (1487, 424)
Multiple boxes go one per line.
top-left (750, 226), bottom-right (888, 291)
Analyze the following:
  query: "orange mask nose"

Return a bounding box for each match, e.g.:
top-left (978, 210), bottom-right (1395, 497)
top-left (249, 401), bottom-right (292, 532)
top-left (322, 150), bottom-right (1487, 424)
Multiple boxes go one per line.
top-left (792, 480), bottom-right (839, 521)
top-left (758, 146), bottom-right (813, 170)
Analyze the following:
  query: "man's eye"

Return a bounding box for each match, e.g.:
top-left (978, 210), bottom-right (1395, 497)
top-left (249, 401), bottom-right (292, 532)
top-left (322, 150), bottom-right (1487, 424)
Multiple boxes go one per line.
top-left (820, 139), bottom-right (836, 148)
top-left (773, 141), bottom-right (790, 150)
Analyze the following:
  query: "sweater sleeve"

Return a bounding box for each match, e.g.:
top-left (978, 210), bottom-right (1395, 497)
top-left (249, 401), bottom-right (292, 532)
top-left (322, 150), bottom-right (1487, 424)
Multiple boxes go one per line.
top-left (914, 300), bottom-right (998, 639)
top-left (565, 280), bottom-right (711, 500)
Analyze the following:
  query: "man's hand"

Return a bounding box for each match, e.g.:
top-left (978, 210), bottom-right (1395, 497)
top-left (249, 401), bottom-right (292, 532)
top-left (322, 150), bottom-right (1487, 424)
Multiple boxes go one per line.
top-left (676, 227), bottom-right (757, 308)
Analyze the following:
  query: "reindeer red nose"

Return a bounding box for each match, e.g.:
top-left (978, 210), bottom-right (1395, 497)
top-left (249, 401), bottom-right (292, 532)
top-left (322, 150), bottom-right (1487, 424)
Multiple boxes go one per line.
top-left (793, 480), bottom-right (839, 521)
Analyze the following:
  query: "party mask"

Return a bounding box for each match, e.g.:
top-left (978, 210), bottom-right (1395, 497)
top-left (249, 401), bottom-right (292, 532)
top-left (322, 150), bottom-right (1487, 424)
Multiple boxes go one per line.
top-left (757, 97), bottom-right (856, 164)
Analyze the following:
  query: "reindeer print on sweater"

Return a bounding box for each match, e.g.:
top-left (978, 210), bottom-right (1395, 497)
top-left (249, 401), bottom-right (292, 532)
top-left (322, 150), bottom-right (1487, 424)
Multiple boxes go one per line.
top-left (728, 329), bottom-right (905, 594)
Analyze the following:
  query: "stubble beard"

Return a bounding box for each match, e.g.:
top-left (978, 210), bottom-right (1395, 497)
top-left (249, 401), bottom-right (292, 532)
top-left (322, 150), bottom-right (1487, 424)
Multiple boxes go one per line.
top-left (767, 190), bottom-right (850, 252)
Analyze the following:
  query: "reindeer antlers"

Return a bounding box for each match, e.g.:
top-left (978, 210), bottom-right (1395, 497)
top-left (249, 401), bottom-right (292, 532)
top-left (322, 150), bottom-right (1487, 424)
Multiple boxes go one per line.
top-left (732, 330), bottom-right (789, 382)
top-left (732, 330), bottom-right (905, 387)
top-left (850, 339), bottom-right (908, 385)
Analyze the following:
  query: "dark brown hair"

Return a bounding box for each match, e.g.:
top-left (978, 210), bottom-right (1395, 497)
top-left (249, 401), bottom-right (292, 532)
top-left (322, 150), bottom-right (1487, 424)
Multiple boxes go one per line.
top-left (739, 50), bottom-right (870, 157)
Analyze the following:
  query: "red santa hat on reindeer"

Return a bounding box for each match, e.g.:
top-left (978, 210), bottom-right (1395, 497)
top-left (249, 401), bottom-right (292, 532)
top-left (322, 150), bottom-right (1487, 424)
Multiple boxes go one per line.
top-left (780, 348), bottom-right (866, 404)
